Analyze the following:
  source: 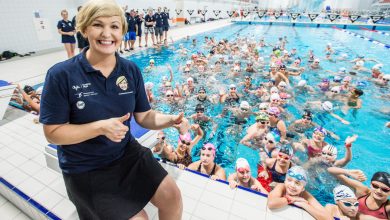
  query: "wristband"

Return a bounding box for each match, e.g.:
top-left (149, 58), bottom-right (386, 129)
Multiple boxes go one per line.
top-left (345, 143), bottom-right (352, 148)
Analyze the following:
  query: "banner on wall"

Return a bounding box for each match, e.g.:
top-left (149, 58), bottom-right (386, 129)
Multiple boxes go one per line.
top-left (227, 11), bottom-right (234, 17)
top-left (200, 10), bottom-right (207, 16)
top-left (33, 11), bottom-right (52, 41)
top-left (290, 13), bottom-right (300, 20)
top-left (327, 13), bottom-right (340, 22)
top-left (307, 13), bottom-right (319, 21)
top-left (348, 15), bottom-right (360, 23)
top-left (175, 9), bottom-right (182, 16)
top-left (213, 10), bottom-right (221, 17)
top-left (187, 9), bottom-right (194, 16)
top-left (242, 10), bottom-right (249, 18)
top-left (370, 15), bottom-right (384, 24)
top-left (257, 10), bottom-right (265, 19)
top-left (274, 11), bottom-right (282, 19)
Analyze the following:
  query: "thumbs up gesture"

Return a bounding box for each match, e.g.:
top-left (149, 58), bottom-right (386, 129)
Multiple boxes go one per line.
top-left (101, 113), bottom-right (130, 142)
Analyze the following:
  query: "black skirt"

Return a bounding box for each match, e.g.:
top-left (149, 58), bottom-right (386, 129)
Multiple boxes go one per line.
top-left (63, 140), bottom-right (168, 220)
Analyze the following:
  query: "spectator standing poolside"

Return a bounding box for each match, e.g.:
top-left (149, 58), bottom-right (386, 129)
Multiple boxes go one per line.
top-left (154, 7), bottom-right (164, 44)
top-left (40, 1), bottom-right (183, 219)
top-left (72, 6), bottom-right (89, 53)
top-left (161, 7), bottom-right (170, 43)
top-left (144, 9), bottom-right (155, 47)
top-left (57, 9), bottom-right (76, 58)
top-left (135, 11), bottom-right (144, 47)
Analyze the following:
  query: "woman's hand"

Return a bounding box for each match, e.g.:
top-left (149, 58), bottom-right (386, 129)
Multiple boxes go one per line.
top-left (210, 175), bottom-right (219, 181)
top-left (229, 180), bottom-right (238, 189)
top-left (348, 169), bottom-right (366, 182)
top-left (100, 113), bottom-right (130, 142)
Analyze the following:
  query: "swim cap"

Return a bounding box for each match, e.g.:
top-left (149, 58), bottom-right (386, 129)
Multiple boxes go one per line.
top-left (372, 64), bottom-right (383, 70)
top-left (229, 84), bottom-right (236, 89)
top-left (330, 86), bottom-right (341, 93)
top-left (314, 58), bottom-right (320, 63)
top-left (279, 92), bottom-right (290, 99)
top-left (198, 86), bottom-right (206, 92)
top-left (314, 127), bottom-right (328, 136)
top-left (279, 145), bottom-right (294, 157)
top-left (383, 74), bottom-right (390, 80)
top-left (195, 104), bottom-right (205, 112)
top-left (297, 80), bottom-right (307, 87)
top-left (179, 132), bottom-right (192, 142)
top-left (327, 43), bottom-right (332, 46)
top-left (287, 166), bottom-right (307, 184)
top-left (270, 63), bottom-right (277, 68)
top-left (270, 86), bottom-right (279, 93)
top-left (259, 102), bottom-right (268, 109)
top-left (202, 143), bottom-right (216, 157)
top-left (333, 185), bottom-right (356, 202)
top-left (341, 53), bottom-right (348, 58)
top-left (280, 64), bottom-right (287, 69)
top-left (149, 59), bottom-right (155, 63)
top-left (145, 82), bottom-right (154, 89)
top-left (266, 132), bottom-right (276, 142)
top-left (256, 112), bottom-right (269, 121)
top-left (270, 93), bottom-right (281, 101)
top-left (303, 109), bottom-right (312, 118)
top-left (322, 101), bottom-right (333, 111)
top-left (234, 66), bottom-right (240, 72)
top-left (236, 158), bottom-right (250, 170)
top-left (267, 107), bottom-right (281, 117)
top-left (333, 75), bottom-right (342, 82)
top-left (356, 60), bottom-right (364, 67)
top-left (186, 60), bottom-right (192, 65)
top-left (279, 81), bottom-right (288, 88)
top-left (240, 101), bottom-right (250, 109)
top-left (322, 78), bottom-right (330, 83)
top-left (23, 85), bottom-right (34, 94)
top-left (371, 172), bottom-right (390, 188)
top-left (187, 77), bottom-right (194, 82)
top-left (323, 144), bottom-right (338, 157)
top-left (339, 67), bottom-right (347, 73)
top-left (162, 76), bottom-right (168, 81)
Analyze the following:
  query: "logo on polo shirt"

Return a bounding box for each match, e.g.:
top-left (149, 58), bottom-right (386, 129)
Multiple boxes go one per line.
top-left (76, 101), bottom-right (85, 109)
top-left (116, 76), bottom-right (128, 91)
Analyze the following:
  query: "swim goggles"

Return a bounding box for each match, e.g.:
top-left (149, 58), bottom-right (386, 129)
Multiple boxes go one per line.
top-left (287, 170), bottom-right (307, 182)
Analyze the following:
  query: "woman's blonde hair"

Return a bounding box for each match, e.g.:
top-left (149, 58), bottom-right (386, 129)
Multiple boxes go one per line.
top-left (76, 0), bottom-right (127, 36)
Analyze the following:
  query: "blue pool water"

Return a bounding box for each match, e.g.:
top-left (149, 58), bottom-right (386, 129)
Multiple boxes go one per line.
top-left (126, 24), bottom-right (390, 204)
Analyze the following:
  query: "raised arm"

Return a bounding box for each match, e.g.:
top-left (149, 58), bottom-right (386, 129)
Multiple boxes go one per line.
top-left (188, 124), bottom-right (204, 152)
top-left (334, 135), bottom-right (357, 167)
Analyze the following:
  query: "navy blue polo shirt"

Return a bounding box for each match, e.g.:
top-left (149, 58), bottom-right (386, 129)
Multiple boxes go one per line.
top-left (57, 20), bottom-right (75, 43)
top-left (40, 48), bottom-right (151, 174)
top-left (144, 14), bottom-right (155, 27)
top-left (153, 13), bottom-right (163, 27)
top-left (127, 16), bottom-right (137, 32)
top-left (162, 12), bottom-right (170, 27)
top-left (136, 15), bottom-right (143, 29)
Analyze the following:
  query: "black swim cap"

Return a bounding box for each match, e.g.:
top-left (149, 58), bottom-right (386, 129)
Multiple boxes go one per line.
top-left (23, 85), bottom-right (34, 94)
top-left (303, 109), bottom-right (312, 118)
top-left (195, 104), bottom-right (205, 111)
top-left (371, 172), bottom-right (390, 188)
top-left (198, 86), bottom-right (206, 93)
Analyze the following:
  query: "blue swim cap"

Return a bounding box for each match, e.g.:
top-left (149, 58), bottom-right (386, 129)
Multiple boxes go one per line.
top-left (333, 75), bottom-right (342, 82)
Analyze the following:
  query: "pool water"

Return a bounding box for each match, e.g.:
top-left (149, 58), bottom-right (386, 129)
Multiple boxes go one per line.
top-left (126, 24), bottom-right (390, 205)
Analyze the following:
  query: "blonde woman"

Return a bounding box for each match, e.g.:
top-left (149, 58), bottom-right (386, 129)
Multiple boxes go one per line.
top-left (41, 1), bottom-right (183, 219)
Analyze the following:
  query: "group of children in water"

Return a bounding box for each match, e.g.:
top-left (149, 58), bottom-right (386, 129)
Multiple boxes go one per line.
top-left (141, 31), bottom-right (390, 219)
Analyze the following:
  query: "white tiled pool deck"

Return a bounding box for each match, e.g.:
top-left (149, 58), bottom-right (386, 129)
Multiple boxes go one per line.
top-left (0, 19), bottom-right (316, 220)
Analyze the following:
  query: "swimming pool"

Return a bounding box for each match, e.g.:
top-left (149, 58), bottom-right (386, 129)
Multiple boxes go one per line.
top-left (126, 23), bottom-right (390, 204)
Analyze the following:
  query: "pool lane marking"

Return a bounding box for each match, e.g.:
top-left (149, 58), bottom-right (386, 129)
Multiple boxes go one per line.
top-left (359, 27), bottom-right (390, 36)
top-left (332, 26), bottom-right (390, 49)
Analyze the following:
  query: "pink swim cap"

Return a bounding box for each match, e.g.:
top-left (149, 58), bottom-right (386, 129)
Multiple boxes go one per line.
top-left (178, 132), bottom-right (192, 145)
top-left (202, 143), bottom-right (216, 157)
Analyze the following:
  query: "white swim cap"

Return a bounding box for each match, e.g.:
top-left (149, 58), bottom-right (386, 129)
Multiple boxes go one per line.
top-left (333, 185), bottom-right (356, 202)
top-left (287, 166), bottom-right (307, 184)
top-left (298, 80), bottom-right (307, 87)
top-left (314, 58), bottom-right (320, 63)
top-left (265, 132), bottom-right (276, 142)
top-left (187, 77), bottom-right (194, 82)
top-left (372, 64), bottom-right (383, 70)
top-left (356, 60), bottom-right (364, 67)
top-left (149, 59), bottom-right (155, 63)
top-left (229, 84), bottom-right (236, 89)
top-left (186, 60), bottom-right (192, 65)
top-left (383, 74), bottom-right (390, 80)
top-left (323, 144), bottom-right (338, 157)
top-left (330, 86), bottom-right (341, 93)
top-left (259, 102), bottom-right (268, 109)
top-left (270, 93), bottom-right (280, 101)
top-left (240, 101), bottom-right (250, 109)
top-left (236, 158), bottom-right (250, 170)
top-left (233, 66), bottom-right (240, 72)
top-left (327, 43), bottom-right (332, 46)
top-left (162, 76), bottom-right (168, 81)
top-left (270, 86), bottom-right (279, 93)
top-left (279, 81), bottom-right (288, 88)
top-left (322, 101), bottom-right (333, 111)
top-left (270, 63), bottom-right (277, 68)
